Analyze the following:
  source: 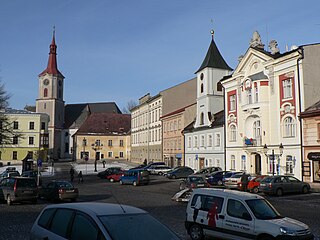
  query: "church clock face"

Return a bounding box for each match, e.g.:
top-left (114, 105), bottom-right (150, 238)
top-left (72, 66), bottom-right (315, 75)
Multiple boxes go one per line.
top-left (43, 79), bottom-right (49, 85)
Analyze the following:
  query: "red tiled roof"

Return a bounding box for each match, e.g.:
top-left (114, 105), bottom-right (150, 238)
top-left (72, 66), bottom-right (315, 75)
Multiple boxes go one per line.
top-left (76, 113), bottom-right (131, 135)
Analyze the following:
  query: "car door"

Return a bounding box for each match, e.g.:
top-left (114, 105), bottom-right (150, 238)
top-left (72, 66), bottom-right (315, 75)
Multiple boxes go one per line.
top-left (286, 176), bottom-right (301, 193)
top-left (223, 198), bottom-right (255, 239)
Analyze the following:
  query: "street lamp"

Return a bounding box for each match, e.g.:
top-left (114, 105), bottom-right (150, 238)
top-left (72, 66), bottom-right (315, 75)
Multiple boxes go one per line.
top-left (92, 140), bottom-right (103, 172)
top-left (82, 138), bottom-right (88, 174)
top-left (263, 143), bottom-right (284, 175)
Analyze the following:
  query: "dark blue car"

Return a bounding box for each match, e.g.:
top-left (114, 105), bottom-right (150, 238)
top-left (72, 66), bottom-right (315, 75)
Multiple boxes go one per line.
top-left (119, 169), bottom-right (150, 186)
top-left (206, 171), bottom-right (232, 186)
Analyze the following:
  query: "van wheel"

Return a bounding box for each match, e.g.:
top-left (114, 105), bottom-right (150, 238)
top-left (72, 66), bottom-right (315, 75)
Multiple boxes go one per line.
top-left (276, 188), bottom-right (283, 197)
top-left (189, 224), bottom-right (204, 240)
top-left (7, 195), bottom-right (12, 206)
top-left (110, 178), bottom-right (114, 182)
top-left (252, 187), bottom-right (259, 194)
top-left (302, 185), bottom-right (309, 194)
top-left (133, 181), bottom-right (137, 186)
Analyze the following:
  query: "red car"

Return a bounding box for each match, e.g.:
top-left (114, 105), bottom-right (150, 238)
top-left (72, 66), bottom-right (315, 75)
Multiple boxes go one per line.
top-left (237, 175), bottom-right (267, 193)
top-left (105, 171), bottom-right (124, 182)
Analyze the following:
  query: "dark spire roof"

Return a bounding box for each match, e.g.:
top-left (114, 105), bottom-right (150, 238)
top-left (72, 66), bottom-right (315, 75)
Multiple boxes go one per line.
top-left (39, 28), bottom-right (64, 77)
top-left (196, 35), bottom-right (232, 73)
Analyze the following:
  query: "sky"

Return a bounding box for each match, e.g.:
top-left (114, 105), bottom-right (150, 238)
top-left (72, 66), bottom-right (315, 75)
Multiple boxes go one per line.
top-left (1, 0), bottom-right (320, 112)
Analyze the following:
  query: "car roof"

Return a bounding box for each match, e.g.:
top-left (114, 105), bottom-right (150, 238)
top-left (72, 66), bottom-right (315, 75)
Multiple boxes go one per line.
top-left (43, 202), bottom-right (147, 216)
top-left (192, 188), bottom-right (264, 201)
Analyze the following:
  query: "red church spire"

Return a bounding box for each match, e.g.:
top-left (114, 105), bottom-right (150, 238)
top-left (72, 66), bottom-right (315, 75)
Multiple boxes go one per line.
top-left (39, 27), bottom-right (63, 77)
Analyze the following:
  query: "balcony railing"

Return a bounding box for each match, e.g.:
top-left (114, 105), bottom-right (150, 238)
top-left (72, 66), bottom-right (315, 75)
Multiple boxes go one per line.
top-left (243, 136), bottom-right (262, 147)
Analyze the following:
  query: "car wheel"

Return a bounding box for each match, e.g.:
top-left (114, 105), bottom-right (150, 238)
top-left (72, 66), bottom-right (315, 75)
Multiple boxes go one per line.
top-left (158, 172), bottom-right (163, 176)
top-left (172, 175), bottom-right (177, 179)
top-left (6, 195), bottom-right (12, 206)
top-left (133, 181), bottom-right (137, 186)
top-left (252, 187), bottom-right (259, 194)
top-left (259, 235), bottom-right (274, 240)
top-left (302, 185), bottom-right (309, 194)
top-left (189, 224), bottom-right (204, 240)
top-left (120, 180), bottom-right (123, 185)
top-left (217, 180), bottom-right (223, 186)
top-left (276, 188), bottom-right (283, 197)
top-left (110, 178), bottom-right (114, 182)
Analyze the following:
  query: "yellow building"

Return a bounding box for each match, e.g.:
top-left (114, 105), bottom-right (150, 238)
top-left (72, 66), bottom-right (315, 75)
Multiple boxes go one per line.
top-left (74, 112), bottom-right (131, 163)
top-left (0, 108), bottom-right (49, 166)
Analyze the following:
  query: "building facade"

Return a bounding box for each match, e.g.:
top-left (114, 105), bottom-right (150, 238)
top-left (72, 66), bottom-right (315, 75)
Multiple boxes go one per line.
top-left (0, 109), bottom-right (49, 165)
top-left (162, 103), bottom-right (196, 167)
top-left (221, 31), bottom-right (320, 180)
top-left (183, 32), bottom-right (232, 171)
top-left (36, 31), bottom-right (65, 160)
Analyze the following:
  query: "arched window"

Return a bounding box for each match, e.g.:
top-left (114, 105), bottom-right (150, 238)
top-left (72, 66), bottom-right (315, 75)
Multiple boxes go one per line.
top-left (201, 83), bottom-right (204, 93)
top-left (231, 155), bottom-right (236, 170)
top-left (200, 112), bottom-right (204, 125)
top-left (284, 117), bottom-right (295, 137)
top-left (44, 88), bottom-right (48, 97)
top-left (229, 125), bottom-right (237, 142)
top-left (217, 81), bottom-right (222, 91)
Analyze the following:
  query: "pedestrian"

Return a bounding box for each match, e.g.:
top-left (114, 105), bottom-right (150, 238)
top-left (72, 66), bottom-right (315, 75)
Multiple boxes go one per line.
top-left (69, 166), bottom-right (75, 183)
top-left (241, 172), bottom-right (249, 192)
top-left (78, 171), bottom-right (83, 183)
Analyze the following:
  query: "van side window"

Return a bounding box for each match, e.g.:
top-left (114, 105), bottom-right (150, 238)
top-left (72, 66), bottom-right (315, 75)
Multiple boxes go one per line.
top-left (227, 199), bottom-right (252, 221)
top-left (191, 194), bottom-right (224, 213)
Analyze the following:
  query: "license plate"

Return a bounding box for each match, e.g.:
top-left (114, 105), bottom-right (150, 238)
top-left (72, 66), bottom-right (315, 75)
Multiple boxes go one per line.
top-left (260, 183), bottom-right (266, 187)
top-left (198, 184), bottom-right (204, 187)
top-left (66, 190), bottom-right (74, 193)
top-left (23, 190), bottom-right (33, 194)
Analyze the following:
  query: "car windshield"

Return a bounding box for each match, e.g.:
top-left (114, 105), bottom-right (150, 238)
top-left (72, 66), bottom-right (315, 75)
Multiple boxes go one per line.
top-left (99, 213), bottom-right (180, 240)
top-left (188, 176), bottom-right (205, 183)
top-left (55, 182), bottom-right (73, 188)
top-left (261, 177), bottom-right (273, 183)
top-left (246, 199), bottom-right (283, 220)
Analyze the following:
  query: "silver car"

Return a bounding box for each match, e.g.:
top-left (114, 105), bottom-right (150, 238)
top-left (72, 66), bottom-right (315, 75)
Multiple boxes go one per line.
top-left (30, 202), bottom-right (181, 240)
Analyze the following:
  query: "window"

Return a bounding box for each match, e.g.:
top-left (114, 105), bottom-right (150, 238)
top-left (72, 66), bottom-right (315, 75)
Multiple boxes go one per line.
top-left (44, 103), bottom-right (46, 109)
top-left (284, 117), bottom-right (295, 137)
top-left (13, 121), bottom-right (19, 130)
top-left (29, 122), bottom-right (35, 130)
top-left (229, 95), bottom-right (236, 111)
top-left (241, 155), bottom-right (246, 171)
top-left (41, 122), bottom-right (46, 130)
top-left (208, 135), bottom-right (213, 147)
top-left (70, 213), bottom-right (99, 240)
top-left (108, 140), bottom-right (112, 146)
top-left (217, 81), bottom-right (222, 91)
top-left (246, 88), bottom-right (252, 104)
top-left (49, 209), bottom-right (74, 238)
top-left (120, 139), bottom-right (124, 147)
top-left (108, 152), bottom-right (112, 157)
top-left (191, 194), bottom-right (224, 213)
top-left (13, 136), bottom-right (18, 145)
top-left (12, 151), bottom-right (17, 160)
top-left (194, 136), bottom-right (198, 148)
top-left (95, 140), bottom-right (101, 146)
top-left (215, 133), bottom-right (221, 147)
top-left (254, 85), bottom-right (259, 102)
top-left (253, 120), bottom-right (261, 139)
top-left (286, 155), bottom-right (294, 174)
top-left (201, 83), bottom-right (204, 93)
top-left (29, 137), bottom-right (34, 145)
top-left (188, 137), bottom-right (191, 148)
top-left (44, 88), bottom-right (48, 97)
top-left (201, 135), bottom-right (205, 147)
top-left (231, 155), bottom-right (235, 170)
top-left (229, 125), bottom-right (237, 142)
top-left (283, 79), bottom-right (292, 99)
top-left (200, 112), bottom-right (204, 125)
top-left (119, 152), bottom-right (124, 158)
top-left (227, 199), bottom-right (252, 220)
top-left (318, 123), bottom-right (320, 140)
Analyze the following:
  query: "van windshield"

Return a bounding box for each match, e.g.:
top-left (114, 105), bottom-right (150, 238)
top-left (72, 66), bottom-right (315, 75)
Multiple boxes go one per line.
top-left (246, 199), bottom-right (283, 220)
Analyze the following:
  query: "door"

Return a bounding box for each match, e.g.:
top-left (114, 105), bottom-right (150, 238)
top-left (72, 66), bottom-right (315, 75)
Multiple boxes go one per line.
top-left (199, 158), bottom-right (205, 170)
top-left (255, 154), bottom-right (261, 175)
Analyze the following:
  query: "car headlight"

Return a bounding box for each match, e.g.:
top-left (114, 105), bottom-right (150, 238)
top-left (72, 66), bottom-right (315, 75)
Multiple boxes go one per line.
top-left (280, 227), bottom-right (297, 236)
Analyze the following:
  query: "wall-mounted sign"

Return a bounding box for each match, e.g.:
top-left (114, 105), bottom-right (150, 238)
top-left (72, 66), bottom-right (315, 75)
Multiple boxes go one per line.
top-left (307, 152), bottom-right (320, 161)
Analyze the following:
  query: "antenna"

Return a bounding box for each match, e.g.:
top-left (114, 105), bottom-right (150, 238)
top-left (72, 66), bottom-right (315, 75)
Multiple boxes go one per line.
top-left (110, 190), bottom-right (126, 213)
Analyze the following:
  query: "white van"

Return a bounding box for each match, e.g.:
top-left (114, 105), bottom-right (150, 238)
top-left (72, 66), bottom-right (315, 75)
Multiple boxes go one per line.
top-left (185, 188), bottom-right (314, 240)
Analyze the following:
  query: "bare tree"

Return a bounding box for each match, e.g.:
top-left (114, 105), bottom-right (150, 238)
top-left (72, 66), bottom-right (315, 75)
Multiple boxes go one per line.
top-left (122, 99), bottom-right (138, 114)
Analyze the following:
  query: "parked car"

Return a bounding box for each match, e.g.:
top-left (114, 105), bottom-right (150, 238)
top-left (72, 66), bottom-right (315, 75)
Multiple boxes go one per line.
top-left (97, 167), bottom-right (123, 179)
top-left (206, 171), bottom-right (231, 186)
top-left (106, 170), bottom-right (124, 182)
top-left (179, 175), bottom-right (210, 190)
top-left (194, 166), bottom-right (222, 176)
top-left (238, 175), bottom-right (268, 193)
top-left (30, 202), bottom-right (181, 240)
top-left (166, 166), bottom-right (194, 179)
top-left (148, 165), bottom-right (172, 175)
top-left (39, 180), bottom-right (79, 202)
top-left (120, 169), bottom-right (150, 186)
top-left (21, 170), bottom-right (42, 186)
top-left (223, 172), bottom-right (245, 189)
top-left (0, 177), bottom-right (38, 205)
top-left (0, 167), bottom-right (20, 180)
top-left (185, 188), bottom-right (314, 240)
top-left (259, 175), bottom-right (311, 196)
top-left (130, 164), bottom-right (147, 170)
top-left (142, 162), bottom-right (166, 170)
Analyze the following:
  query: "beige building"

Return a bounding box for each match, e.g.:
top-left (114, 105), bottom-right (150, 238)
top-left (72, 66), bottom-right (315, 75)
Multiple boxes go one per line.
top-left (162, 103), bottom-right (196, 167)
top-left (74, 113), bottom-right (131, 170)
top-left (0, 109), bottom-right (49, 166)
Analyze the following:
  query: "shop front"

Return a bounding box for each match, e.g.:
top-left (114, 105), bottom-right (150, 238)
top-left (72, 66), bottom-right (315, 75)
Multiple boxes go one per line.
top-left (308, 152), bottom-right (320, 182)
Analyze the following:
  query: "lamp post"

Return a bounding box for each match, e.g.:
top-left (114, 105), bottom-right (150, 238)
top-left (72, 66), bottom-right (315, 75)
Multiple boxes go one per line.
top-left (92, 140), bottom-right (103, 172)
top-left (82, 138), bottom-right (87, 174)
top-left (263, 143), bottom-right (284, 175)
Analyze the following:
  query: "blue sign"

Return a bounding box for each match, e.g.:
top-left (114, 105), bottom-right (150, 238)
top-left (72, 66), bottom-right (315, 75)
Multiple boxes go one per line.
top-left (37, 159), bottom-right (42, 167)
top-left (195, 154), bottom-right (198, 160)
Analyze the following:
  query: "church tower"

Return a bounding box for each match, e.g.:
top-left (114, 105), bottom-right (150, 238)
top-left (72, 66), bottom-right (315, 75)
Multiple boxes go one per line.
top-left (194, 30), bottom-right (232, 128)
top-left (36, 29), bottom-right (65, 160)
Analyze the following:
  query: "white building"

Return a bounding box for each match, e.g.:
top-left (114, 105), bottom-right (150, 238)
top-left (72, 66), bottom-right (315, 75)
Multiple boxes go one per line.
top-left (184, 32), bottom-right (232, 171)
top-left (221, 31), bottom-right (320, 180)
